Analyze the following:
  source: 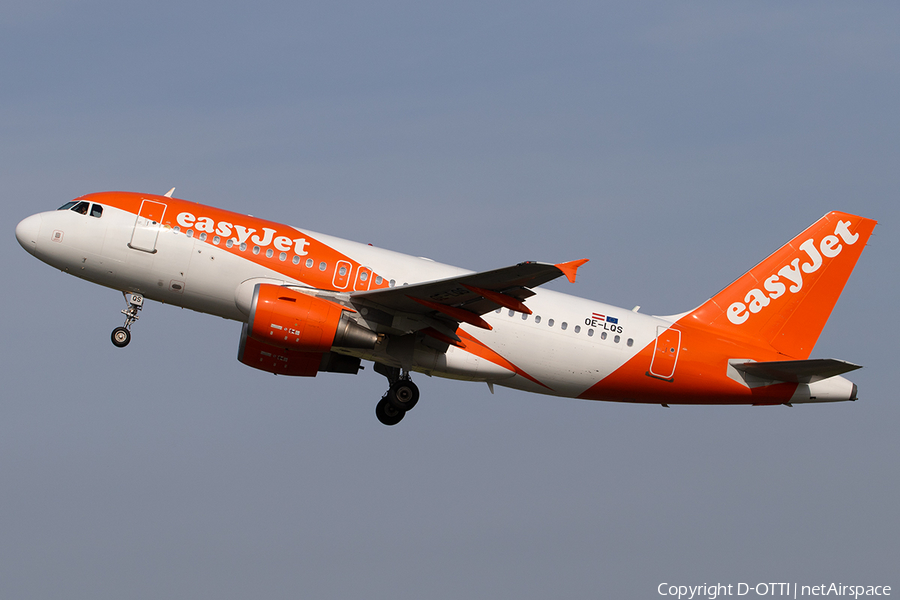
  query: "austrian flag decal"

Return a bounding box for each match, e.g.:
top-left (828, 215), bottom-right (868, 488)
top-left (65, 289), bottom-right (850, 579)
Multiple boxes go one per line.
top-left (586, 312), bottom-right (623, 333)
top-left (591, 312), bottom-right (618, 324)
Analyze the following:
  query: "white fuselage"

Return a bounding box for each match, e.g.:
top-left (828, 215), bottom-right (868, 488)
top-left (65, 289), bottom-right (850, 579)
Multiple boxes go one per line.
top-left (19, 192), bottom-right (867, 407)
top-left (18, 200), bottom-right (671, 399)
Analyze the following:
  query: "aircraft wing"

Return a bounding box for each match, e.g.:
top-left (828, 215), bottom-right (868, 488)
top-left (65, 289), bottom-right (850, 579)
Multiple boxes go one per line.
top-left (350, 259), bottom-right (588, 332)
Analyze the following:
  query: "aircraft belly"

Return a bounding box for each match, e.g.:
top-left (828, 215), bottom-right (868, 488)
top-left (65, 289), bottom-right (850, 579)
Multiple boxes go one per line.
top-left (427, 344), bottom-right (516, 381)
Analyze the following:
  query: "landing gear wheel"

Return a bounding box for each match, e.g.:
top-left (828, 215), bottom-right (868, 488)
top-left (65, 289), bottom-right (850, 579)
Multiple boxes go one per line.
top-left (112, 292), bottom-right (143, 348)
top-left (387, 379), bottom-right (420, 412)
top-left (375, 397), bottom-right (405, 426)
top-left (111, 327), bottom-right (131, 348)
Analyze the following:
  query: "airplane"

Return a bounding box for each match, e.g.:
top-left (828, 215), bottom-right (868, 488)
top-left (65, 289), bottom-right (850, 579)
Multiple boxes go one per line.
top-left (15, 190), bottom-right (876, 425)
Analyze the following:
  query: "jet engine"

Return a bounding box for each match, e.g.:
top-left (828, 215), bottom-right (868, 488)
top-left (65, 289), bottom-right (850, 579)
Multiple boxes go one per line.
top-left (246, 283), bottom-right (378, 352)
top-left (237, 284), bottom-right (379, 377)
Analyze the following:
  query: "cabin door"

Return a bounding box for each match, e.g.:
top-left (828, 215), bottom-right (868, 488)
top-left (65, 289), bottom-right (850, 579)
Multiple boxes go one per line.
top-left (129, 199), bottom-right (167, 253)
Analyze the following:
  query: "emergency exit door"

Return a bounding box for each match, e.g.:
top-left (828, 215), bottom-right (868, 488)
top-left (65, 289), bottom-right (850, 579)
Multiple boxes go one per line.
top-left (129, 199), bottom-right (167, 253)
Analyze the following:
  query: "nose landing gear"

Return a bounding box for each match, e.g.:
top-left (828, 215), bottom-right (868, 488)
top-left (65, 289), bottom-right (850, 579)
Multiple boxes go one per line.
top-left (111, 292), bottom-right (143, 348)
top-left (374, 364), bottom-right (420, 426)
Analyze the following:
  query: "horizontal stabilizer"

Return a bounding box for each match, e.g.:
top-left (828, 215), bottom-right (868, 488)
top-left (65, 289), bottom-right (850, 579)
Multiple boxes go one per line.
top-left (731, 358), bottom-right (861, 384)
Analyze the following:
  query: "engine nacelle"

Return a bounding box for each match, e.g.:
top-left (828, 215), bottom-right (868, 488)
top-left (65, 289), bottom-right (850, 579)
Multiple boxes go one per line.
top-left (248, 283), bottom-right (378, 352)
top-left (238, 324), bottom-right (363, 377)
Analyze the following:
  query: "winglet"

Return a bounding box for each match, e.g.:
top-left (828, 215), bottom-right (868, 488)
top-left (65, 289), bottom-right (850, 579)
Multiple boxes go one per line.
top-left (555, 259), bottom-right (589, 283)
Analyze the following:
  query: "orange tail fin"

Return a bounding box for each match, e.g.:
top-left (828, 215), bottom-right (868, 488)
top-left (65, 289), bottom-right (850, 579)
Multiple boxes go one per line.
top-left (684, 211), bottom-right (876, 359)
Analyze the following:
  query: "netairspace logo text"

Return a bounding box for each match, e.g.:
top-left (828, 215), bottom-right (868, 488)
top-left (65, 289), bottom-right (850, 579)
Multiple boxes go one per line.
top-left (658, 583), bottom-right (891, 600)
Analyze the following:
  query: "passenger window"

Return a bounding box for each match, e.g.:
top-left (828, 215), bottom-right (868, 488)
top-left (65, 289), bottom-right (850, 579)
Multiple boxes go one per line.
top-left (535, 316), bottom-right (542, 324)
top-left (199, 232), bottom-right (207, 241)
top-left (58, 201), bottom-right (77, 210)
top-left (319, 261), bottom-right (327, 271)
top-left (521, 313), bottom-right (528, 320)
top-left (213, 236), bottom-right (221, 245)
top-left (627, 338), bottom-right (634, 347)
top-left (574, 325), bottom-right (581, 333)
top-left (90, 204), bottom-right (103, 218)
top-left (508, 310), bottom-right (515, 317)
top-left (601, 331), bottom-right (607, 340)
top-left (561, 322), bottom-right (567, 330)
top-left (252, 245), bottom-right (260, 255)
top-left (495, 308), bottom-right (501, 314)
top-left (614, 335), bottom-right (621, 343)
top-left (548, 319), bottom-right (554, 327)
top-left (279, 252), bottom-right (287, 261)
top-left (588, 329), bottom-right (594, 337)
top-left (226, 239), bottom-right (234, 248)
top-left (292, 255), bottom-right (300, 265)
top-left (306, 258), bottom-right (314, 268)
top-left (71, 201), bottom-right (89, 215)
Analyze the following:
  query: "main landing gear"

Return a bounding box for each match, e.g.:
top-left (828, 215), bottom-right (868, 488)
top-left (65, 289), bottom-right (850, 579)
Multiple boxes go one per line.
top-left (111, 292), bottom-right (143, 348)
top-left (374, 364), bottom-right (420, 426)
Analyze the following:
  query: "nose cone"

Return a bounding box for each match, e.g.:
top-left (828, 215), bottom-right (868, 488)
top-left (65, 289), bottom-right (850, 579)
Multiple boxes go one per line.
top-left (16, 214), bottom-right (41, 255)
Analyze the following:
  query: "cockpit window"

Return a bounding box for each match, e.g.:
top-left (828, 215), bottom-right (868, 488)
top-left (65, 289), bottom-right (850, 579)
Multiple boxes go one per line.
top-left (58, 201), bottom-right (77, 211)
top-left (71, 201), bottom-right (89, 215)
top-left (90, 204), bottom-right (103, 218)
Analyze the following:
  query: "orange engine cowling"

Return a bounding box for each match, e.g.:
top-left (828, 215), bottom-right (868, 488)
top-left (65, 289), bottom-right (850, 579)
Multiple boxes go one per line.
top-left (247, 283), bottom-right (378, 352)
top-left (238, 324), bottom-right (365, 377)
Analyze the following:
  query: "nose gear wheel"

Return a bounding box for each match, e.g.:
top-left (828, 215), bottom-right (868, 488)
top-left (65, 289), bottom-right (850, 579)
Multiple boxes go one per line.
top-left (111, 292), bottom-right (143, 348)
top-left (111, 327), bottom-right (131, 347)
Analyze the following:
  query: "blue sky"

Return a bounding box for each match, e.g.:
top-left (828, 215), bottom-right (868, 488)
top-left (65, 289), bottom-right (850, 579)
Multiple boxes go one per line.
top-left (2, 2), bottom-right (898, 598)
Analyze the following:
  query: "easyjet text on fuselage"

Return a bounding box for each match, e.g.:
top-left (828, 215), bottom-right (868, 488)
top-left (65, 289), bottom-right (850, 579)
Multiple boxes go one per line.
top-left (176, 211), bottom-right (311, 255)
